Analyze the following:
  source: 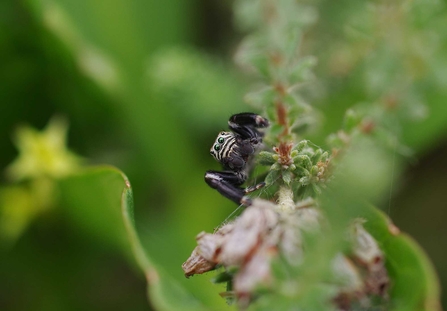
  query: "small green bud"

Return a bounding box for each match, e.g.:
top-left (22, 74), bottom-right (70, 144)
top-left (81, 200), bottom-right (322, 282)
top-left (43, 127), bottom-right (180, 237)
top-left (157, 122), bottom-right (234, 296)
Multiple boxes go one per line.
top-left (258, 151), bottom-right (277, 165)
top-left (293, 155), bottom-right (311, 169)
top-left (321, 151), bottom-right (329, 162)
top-left (311, 148), bottom-right (323, 162)
top-left (293, 165), bottom-right (310, 177)
top-left (311, 165), bottom-right (319, 176)
top-left (301, 155), bottom-right (312, 168)
top-left (296, 140), bottom-right (308, 152)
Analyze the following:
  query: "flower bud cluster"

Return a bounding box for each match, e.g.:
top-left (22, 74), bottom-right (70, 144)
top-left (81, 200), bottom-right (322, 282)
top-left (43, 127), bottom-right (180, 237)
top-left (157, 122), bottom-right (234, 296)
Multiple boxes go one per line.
top-left (259, 139), bottom-right (331, 198)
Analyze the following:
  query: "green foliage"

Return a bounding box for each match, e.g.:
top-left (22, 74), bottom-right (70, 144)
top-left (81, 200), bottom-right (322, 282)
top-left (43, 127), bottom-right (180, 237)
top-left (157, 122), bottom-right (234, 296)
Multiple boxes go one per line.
top-left (60, 167), bottom-right (209, 311)
top-left (180, 0), bottom-right (443, 310)
top-left (358, 204), bottom-right (441, 311)
top-left (147, 47), bottom-right (245, 131)
top-left (1, 0), bottom-right (447, 310)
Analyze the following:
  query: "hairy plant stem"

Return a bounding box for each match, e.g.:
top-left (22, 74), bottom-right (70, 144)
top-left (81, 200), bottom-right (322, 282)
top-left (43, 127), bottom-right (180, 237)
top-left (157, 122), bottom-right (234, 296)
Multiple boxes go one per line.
top-left (276, 185), bottom-right (295, 212)
top-left (273, 86), bottom-right (295, 209)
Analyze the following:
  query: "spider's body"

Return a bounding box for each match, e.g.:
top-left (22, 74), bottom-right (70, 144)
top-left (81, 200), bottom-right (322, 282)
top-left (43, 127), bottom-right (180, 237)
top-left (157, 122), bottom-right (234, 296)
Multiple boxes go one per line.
top-left (205, 113), bottom-right (269, 206)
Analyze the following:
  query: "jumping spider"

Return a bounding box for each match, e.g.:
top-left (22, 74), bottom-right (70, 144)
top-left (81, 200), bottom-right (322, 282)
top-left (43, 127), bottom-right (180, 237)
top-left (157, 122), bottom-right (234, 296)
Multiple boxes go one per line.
top-left (205, 112), bottom-right (269, 206)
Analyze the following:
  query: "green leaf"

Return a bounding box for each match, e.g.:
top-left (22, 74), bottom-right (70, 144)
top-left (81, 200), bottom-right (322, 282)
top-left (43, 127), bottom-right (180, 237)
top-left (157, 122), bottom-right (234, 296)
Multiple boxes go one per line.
top-left (320, 138), bottom-right (441, 311)
top-left (357, 204), bottom-right (441, 311)
top-left (59, 166), bottom-right (209, 311)
top-left (281, 170), bottom-right (293, 185)
top-left (258, 151), bottom-right (277, 166)
top-left (236, 35), bottom-right (271, 79)
top-left (265, 169), bottom-right (281, 186)
top-left (288, 55), bottom-right (317, 84)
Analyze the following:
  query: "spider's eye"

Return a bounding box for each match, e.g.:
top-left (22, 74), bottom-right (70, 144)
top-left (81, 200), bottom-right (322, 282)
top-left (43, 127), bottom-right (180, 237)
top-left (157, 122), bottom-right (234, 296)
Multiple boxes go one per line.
top-left (218, 137), bottom-right (225, 144)
top-left (214, 144), bottom-right (220, 151)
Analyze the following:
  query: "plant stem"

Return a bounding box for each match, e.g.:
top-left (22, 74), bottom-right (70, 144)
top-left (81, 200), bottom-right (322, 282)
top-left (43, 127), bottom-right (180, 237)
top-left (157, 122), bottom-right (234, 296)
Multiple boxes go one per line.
top-left (276, 185), bottom-right (295, 212)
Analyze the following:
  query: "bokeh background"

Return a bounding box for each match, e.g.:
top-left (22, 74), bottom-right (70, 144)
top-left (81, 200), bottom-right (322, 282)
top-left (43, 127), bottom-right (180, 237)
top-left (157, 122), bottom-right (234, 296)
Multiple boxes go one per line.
top-left (1, 0), bottom-right (446, 310)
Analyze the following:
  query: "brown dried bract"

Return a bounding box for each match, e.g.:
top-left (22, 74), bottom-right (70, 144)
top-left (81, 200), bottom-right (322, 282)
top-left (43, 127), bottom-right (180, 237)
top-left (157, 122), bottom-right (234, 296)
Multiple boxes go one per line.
top-left (273, 142), bottom-right (293, 167)
top-left (182, 248), bottom-right (216, 278)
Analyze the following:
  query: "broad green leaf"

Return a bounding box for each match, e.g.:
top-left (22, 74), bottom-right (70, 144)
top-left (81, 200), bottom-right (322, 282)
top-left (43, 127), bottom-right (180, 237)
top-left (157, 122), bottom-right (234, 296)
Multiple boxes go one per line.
top-left (321, 138), bottom-right (441, 311)
top-left (357, 204), bottom-right (441, 311)
top-left (59, 166), bottom-right (210, 311)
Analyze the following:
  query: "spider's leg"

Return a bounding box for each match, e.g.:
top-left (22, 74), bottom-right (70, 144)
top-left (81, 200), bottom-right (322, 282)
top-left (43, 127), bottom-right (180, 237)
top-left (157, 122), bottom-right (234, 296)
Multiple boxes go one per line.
top-left (245, 182), bottom-right (266, 194)
top-left (205, 171), bottom-right (252, 206)
top-left (229, 113), bottom-right (269, 128)
top-left (228, 113), bottom-right (269, 140)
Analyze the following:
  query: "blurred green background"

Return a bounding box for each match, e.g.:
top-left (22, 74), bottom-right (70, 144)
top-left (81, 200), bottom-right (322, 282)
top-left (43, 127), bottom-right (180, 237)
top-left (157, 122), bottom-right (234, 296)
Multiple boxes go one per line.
top-left (1, 0), bottom-right (446, 310)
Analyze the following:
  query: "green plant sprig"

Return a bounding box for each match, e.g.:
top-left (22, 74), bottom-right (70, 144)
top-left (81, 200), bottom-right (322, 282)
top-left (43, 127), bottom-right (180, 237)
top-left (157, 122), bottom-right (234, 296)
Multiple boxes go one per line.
top-left (234, 0), bottom-right (324, 208)
top-left (181, 1), bottom-right (440, 310)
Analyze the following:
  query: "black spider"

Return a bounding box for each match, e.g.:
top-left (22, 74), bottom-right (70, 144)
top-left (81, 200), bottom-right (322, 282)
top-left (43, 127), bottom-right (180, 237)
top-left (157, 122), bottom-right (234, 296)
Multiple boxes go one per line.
top-left (205, 112), bottom-right (269, 206)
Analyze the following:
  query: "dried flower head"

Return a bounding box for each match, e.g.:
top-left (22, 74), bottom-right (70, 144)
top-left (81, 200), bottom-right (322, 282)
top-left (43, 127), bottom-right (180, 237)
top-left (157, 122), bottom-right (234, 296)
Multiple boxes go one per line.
top-left (183, 198), bottom-right (389, 309)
